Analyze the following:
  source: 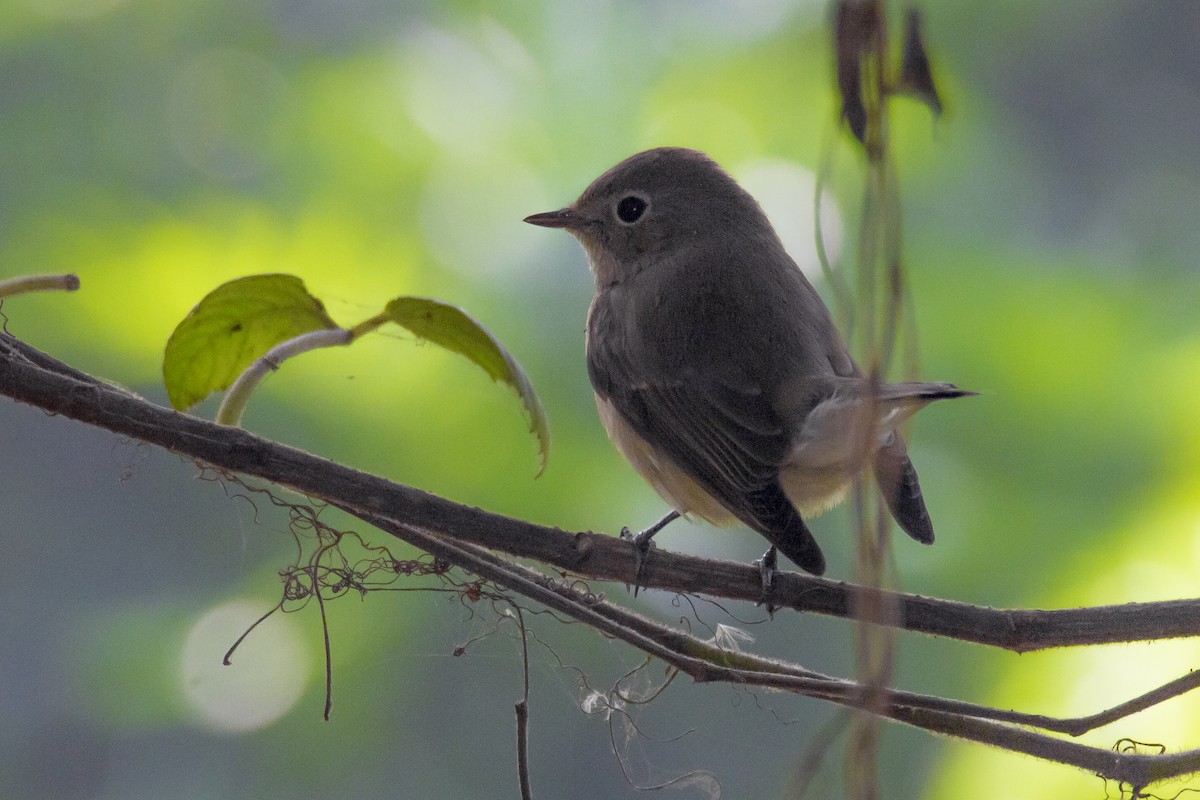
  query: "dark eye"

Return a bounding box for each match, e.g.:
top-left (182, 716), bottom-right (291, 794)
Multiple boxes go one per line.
top-left (615, 195), bottom-right (648, 224)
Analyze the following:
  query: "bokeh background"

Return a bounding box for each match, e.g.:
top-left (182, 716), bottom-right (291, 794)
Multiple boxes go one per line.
top-left (4, 0), bottom-right (1200, 797)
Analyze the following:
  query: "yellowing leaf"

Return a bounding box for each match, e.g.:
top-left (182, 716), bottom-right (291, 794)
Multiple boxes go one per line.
top-left (163, 274), bottom-right (338, 410)
top-left (381, 296), bottom-right (550, 474)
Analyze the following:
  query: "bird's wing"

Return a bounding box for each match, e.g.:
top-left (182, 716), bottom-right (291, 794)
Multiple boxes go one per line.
top-left (588, 334), bottom-right (826, 573)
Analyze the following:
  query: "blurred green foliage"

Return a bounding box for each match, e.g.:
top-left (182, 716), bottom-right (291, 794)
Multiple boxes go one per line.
top-left (3, 1), bottom-right (1200, 798)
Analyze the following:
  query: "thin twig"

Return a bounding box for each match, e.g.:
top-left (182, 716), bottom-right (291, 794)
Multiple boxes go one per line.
top-left (0, 273), bottom-right (80, 299)
top-left (223, 601), bottom-right (283, 666)
top-left (315, 568), bottom-right (334, 721)
top-left (511, 603), bottom-right (534, 800)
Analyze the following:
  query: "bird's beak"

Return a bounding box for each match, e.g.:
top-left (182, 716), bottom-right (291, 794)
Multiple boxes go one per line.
top-left (523, 207), bottom-right (584, 230)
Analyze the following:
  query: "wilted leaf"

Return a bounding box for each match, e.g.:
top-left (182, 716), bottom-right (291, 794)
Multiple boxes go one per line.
top-left (163, 274), bottom-right (338, 410)
top-left (381, 296), bottom-right (550, 474)
top-left (898, 8), bottom-right (943, 115)
top-left (834, 0), bottom-right (880, 144)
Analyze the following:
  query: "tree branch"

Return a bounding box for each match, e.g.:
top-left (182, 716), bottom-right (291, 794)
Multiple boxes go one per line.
top-left (341, 502), bottom-right (1200, 791)
top-left (3, 330), bottom-right (1198, 653)
top-left (6, 329), bottom-right (1200, 790)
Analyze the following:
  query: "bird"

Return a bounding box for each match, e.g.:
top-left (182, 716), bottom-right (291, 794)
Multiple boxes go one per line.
top-left (525, 146), bottom-right (971, 588)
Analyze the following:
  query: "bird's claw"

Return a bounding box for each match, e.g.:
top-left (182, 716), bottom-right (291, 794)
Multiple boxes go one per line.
top-left (754, 546), bottom-right (779, 616)
top-left (621, 526), bottom-right (657, 597)
top-left (619, 511), bottom-right (679, 597)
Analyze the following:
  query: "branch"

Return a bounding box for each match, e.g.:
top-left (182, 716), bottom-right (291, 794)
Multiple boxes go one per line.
top-left (6, 329), bottom-right (1200, 790)
top-left (0, 272), bottom-right (80, 298)
top-left (2, 330), bottom-right (1198, 653)
top-left (340, 503), bottom-right (1200, 791)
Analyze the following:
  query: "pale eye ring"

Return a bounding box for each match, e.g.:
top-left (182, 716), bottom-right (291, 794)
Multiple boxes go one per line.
top-left (615, 194), bottom-right (649, 224)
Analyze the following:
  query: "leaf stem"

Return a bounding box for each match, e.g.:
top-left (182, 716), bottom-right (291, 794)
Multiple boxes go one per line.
top-left (217, 327), bottom-right (353, 426)
top-left (347, 312), bottom-right (390, 340)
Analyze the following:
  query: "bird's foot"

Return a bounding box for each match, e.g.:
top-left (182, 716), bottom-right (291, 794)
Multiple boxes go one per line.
top-left (620, 510), bottom-right (680, 596)
top-left (620, 526), bottom-right (656, 597)
top-left (754, 546), bottom-right (779, 616)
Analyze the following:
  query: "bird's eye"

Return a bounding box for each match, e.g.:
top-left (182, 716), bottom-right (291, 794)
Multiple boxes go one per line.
top-left (615, 195), bottom-right (648, 224)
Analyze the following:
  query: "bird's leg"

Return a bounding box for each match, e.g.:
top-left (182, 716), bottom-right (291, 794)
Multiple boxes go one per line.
top-left (754, 545), bottom-right (779, 615)
top-left (619, 510), bottom-right (681, 596)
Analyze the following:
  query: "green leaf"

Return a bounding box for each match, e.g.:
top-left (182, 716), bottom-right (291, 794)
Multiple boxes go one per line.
top-left (164, 274), bottom-right (338, 410)
top-left (382, 296), bottom-right (550, 474)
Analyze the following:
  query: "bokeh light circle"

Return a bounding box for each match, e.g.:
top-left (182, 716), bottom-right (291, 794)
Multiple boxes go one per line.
top-left (180, 599), bottom-right (310, 733)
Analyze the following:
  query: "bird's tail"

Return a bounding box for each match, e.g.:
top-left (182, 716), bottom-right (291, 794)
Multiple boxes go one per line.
top-left (875, 382), bottom-right (976, 429)
top-left (873, 381), bottom-right (974, 544)
top-left (874, 433), bottom-right (934, 543)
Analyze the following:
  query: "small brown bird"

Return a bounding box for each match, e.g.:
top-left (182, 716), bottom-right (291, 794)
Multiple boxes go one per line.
top-left (526, 147), bottom-right (970, 582)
